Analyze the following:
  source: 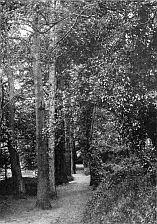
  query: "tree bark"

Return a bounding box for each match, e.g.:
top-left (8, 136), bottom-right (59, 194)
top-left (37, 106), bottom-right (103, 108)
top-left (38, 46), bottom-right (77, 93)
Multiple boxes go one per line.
top-left (70, 120), bottom-right (76, 174)
top-left (48, 0), bottom-right (57, 197)
top-left (33, 13), bottom-right (51, 209)
top-left (89, 104), bottom-right (97, 187)
top-left (0, 65), bottom-right (2, 159)
top-left (79, 101), bottom-right (93, 173)
top-left (55, 118), bottom-right (68, 185)
top-left (6, 71), bottom-right (25, 194)
top-left (62, 91), bottom-right (71, 177)
top-left (4, 1), bottom-right (25, 193)
top-left (48, 61), bottom-right (56, 197)
top-left (0, 2), bottom-right (2, 158)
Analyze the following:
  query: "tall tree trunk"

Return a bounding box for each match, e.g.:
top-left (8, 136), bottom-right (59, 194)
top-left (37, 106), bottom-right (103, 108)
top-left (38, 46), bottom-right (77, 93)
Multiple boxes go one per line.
top-left (55, 117), bottom-right (68, 185)
top-left (33, 13), bottom-right (51, 209)
top-left (7, 72), bottom-right (25, 194)
top-left (62, 91), bottom-right (71, 177)
top-left (4, 0), bottom-right (25, 193)
top-left (70, 120), bottom-right (76, 174)
top-left (89, 104), bottom-right (97, 186)
top-left (48, 0), bottom-right (57, 197)
top-left (0, 61), bottom-right (2, 159)
top-left (48, 61), bottom-right (56, 197)
top-left (88, 105), bottom-right (103, 188)
top-left (79, 101), bottom-right (94, 181)
top-left (71, 132), bottom-right (76, 174)
top-left (0, 2), bottom-right (2, 158)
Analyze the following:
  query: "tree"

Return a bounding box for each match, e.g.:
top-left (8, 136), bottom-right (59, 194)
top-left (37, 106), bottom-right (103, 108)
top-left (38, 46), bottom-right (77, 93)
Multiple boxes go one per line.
top-left (2, 0), bottom-right (25, 194)
top-left (55, 0), bottom-right (157, 183)
top-left (62, 90), bottom-right (72, 177)
top-left (70, 116), bottom-right (77, 174)
top-left (0, 3), bottom-right (2, 158)
top-left (32, 7), bottom-right (51, 209)
top-left (6, 68), bottom-right (25, 194)
top-left (48, 0), bottom-right (57, 198)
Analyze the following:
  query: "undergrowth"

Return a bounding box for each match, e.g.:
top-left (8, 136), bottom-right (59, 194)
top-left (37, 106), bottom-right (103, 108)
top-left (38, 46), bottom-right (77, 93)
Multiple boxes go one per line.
top-left (83, 158), bottom-right (156, 224)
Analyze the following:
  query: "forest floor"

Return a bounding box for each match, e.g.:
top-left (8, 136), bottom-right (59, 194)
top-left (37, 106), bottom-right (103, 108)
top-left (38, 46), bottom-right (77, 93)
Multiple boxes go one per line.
top-left (0, 166), bottom-right (92, 224)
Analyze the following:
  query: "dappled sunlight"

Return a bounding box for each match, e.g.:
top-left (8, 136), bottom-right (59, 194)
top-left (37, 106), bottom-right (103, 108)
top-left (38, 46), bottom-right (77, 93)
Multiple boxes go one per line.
top-left (0, 170), bottom-right (92, 224)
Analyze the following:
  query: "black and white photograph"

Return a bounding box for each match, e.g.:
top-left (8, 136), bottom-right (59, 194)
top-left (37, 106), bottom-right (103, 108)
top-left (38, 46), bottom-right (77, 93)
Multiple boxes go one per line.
top-left (0, 0), bottom-right (156, 223)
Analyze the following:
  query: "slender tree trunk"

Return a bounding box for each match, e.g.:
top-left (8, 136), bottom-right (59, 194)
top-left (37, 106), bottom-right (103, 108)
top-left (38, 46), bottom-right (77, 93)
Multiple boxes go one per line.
top-left (89, 105), bottom-right (103, 188)
top-left (89, 104), bottom-right (97, 186)
top-left (8, 140), bottom-right (25, 193)
top-left (33, 13), bottom-right (51, 209)
top-left (48, 61), bottom-right (56, 197)
top-left (155, 53), bottom-right (157, 152)
top-left (7, 72), bottom-right (25, 194)
top-left (71, 136), bottom-right (76, 174)
top-left (4, 1), bottom-right (25, 193)
top-left (55, 118), bottom-right (68, 184)
top-left (0, 3), bottom-right (2, 157)
top-left (62, 91), bottom-right (71, 177)
top-left (70, 120), bottom-right (76, 174)
top-left (48, 0), bottom-right (57, 197)
top-left (0, 67), bottom-right (2, 158)
top-left (79, 101), bottom-right (93, 172)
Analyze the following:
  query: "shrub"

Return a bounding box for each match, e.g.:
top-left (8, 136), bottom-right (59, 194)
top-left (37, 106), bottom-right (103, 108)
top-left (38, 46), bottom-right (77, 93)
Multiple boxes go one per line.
top-left (83, 163), bottom-right (156, 224)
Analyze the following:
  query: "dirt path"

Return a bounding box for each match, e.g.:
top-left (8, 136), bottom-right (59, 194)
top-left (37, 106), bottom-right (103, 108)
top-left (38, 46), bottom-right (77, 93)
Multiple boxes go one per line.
top-left (0, 169), bottom-right (92, 224)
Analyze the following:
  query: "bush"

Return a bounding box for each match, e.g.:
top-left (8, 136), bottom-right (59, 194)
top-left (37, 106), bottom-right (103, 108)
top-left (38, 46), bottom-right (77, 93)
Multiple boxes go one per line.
top-left (83, 163), bottom-right (156, 224)
top-left (0, 177), bottom-right (37, 196)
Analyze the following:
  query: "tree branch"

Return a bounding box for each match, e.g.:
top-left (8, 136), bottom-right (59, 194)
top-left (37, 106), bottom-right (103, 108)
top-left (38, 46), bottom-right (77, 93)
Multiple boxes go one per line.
top-left (36, 5), bottom-right (82, 34)
top-left (51, 3), bottom-right (97, 52)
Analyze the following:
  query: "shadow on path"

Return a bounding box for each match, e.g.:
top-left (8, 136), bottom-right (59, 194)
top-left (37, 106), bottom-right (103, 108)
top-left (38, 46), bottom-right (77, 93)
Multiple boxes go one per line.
top-left (0, 167), bottom-right (92, 224)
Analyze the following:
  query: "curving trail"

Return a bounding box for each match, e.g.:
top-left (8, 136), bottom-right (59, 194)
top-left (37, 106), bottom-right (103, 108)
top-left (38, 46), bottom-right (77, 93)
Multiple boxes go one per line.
top-left (52, 172), bottom-right (92, 224)
top-left (0, 168), bottom-right (92, 224)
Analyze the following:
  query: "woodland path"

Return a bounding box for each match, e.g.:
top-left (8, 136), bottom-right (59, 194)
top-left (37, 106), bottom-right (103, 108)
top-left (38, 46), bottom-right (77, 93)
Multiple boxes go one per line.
top-left (0, 166), bottom-right (92, 224)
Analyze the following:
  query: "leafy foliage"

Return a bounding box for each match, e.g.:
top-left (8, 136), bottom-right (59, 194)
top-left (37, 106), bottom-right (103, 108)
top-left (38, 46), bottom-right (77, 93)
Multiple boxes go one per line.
top-left (84, 157), bottom-right (156, 224)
